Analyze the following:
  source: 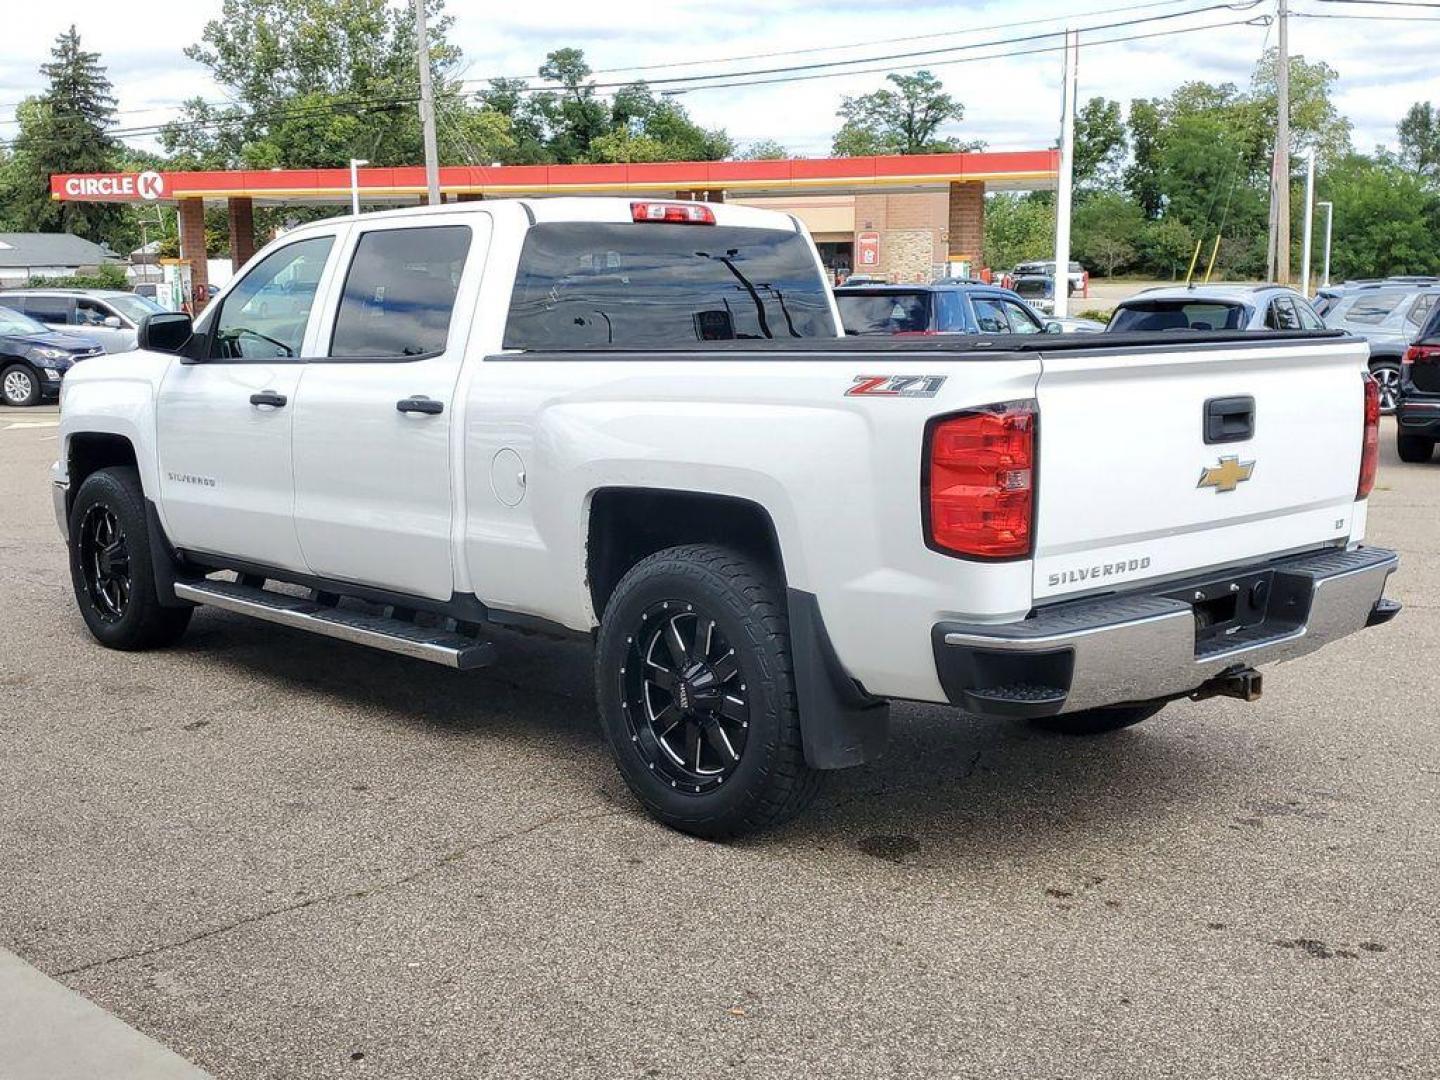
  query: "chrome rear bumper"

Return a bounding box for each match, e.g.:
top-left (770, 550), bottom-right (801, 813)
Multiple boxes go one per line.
top-left (933, 546), bottom-right (1399, 718)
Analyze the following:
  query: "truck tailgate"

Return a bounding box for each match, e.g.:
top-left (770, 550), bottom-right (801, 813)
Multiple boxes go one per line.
top-left (1032, 338), bottom-right (1366, 602)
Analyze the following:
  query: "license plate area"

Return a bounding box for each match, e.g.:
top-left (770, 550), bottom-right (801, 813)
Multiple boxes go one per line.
top-left (1163, 569), bottom-right (1278, 653)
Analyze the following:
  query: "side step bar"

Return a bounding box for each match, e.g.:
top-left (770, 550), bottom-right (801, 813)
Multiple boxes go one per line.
top-left (173, 579), bottom-right (496, 670)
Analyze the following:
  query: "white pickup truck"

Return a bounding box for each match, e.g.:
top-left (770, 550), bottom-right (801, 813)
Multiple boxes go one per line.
top-left (53, 197), bottom-right (1399, 837)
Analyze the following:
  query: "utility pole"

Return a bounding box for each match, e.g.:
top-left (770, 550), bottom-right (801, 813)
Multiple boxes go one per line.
top-left (1300, 148), bottom-right (1315, 296)
top-left (414, 0), bottom-right (441, 206)
top-left (1052, 28), bottom-right (1078, 319)
top-left (1269, 0), bottom-right (1290, 282)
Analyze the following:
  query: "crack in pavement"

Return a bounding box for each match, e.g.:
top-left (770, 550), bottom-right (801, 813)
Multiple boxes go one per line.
top-left (51, 804), bottom-right (630, 980)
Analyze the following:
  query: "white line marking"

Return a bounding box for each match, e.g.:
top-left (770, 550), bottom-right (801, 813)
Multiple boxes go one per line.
top-left (4, 421), bottom-right (60, 429)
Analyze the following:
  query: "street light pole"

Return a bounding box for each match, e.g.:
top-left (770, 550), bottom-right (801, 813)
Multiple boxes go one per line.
top-left (414, 0), bottom-right (442, 206)
top-left (1052, 28), bottom-right (1078, 319)
top-left (349, 158), bottom-right (369, 217)
top-left (1316, 200), bottom-right (1334, 287)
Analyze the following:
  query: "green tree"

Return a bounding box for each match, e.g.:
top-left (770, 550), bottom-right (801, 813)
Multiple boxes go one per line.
top-left (4, 26), bottom-right (124, 242)
top-left (983, 193), bottom-right (1053, 271)
top-left (1322, 152), bottom-right (1440, 277)
top-left (1250, 49), bottom-right (1352, 167)
top-left (832, 71), bottom-right (983, 156)
top-left (162, 0), bottom-right (501, 170)
top-left (478, 53), bottom-right (732, 166)
top-left (1072, 191), bottom-right (1144, 276)
top-left (1125, 98), bottom-right (1164, 218)
top-left (740, 140), bottom-right (791, 160)
top-left (1398, 102), bottom-right (1440, 183)
top-left (1141, 218), bottom-right (1197, 280)
top-left (1073, 97), bottom-right (1127, 190)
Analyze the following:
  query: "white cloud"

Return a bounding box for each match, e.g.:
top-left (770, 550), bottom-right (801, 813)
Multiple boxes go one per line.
top-left (2, 0), bottom-right (1430, 159)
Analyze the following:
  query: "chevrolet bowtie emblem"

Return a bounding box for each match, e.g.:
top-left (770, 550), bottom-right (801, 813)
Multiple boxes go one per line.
top-left (1197, 455), bottom-right (1255, 493)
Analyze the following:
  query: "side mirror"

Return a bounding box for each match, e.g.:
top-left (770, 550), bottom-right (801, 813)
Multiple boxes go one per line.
top-left (137, 312), bottom-right (195, 355)
top-left (102, 315), bottom-right (123, 329)
top-left (1044, 321), bottom-right (1063, 333)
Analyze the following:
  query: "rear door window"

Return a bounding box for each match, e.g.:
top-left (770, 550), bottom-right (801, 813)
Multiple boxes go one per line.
top-left (21, 296), bottom-right (73, 325)
top-left (837, 291), bottom-right (932, 335)
top-left (329, 225), bottom-right (472, 358)
top-left (933, 290), bottom-right (968, 332)
top-left (504, 222), bottom-right (835, 348)
top-left (1265, 297), bottom-right (1302, 330)
top-left (1406, 293), bottom-right (1437, 329)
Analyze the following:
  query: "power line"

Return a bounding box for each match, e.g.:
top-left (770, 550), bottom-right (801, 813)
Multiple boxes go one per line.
top-left (460, 1), bottom-right (1267, 94)
top-left (575, 0), bottom-right (1220, 77)
top-left (611, 15), bottom-right (1273, 96)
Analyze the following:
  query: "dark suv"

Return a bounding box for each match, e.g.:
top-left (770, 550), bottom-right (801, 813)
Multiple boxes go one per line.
top-left (1395, 302), bottom-right (1440, 462)
top-left (834, 282), bottom-right (1051, 336)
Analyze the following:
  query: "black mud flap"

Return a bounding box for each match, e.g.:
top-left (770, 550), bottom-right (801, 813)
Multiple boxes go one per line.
top-left (786, 589), bottom-right (890, 769)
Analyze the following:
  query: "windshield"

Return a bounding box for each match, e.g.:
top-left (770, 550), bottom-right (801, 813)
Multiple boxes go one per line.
top-left (1108, 300), bottom-right (1247, 331)
top-left (0, 305), bottom-right (48, 336)
top-left (106, 293), bottom-right (165, 324)
top-left (836, 291), bottom-right (933, 334)
top-left (504, 222), bottom-right (836, 348)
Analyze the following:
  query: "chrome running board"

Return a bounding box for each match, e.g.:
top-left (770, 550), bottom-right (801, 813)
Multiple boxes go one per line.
top-left (174, 578), bottom-right (496, 670)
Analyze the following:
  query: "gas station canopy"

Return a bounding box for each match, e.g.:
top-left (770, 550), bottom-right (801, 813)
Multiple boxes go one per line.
top-left (51, 150), bottom-right (1059, 206)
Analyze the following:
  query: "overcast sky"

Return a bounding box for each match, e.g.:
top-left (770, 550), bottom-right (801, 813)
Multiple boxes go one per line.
top-left (0, 0), bottom-right (1433, 162)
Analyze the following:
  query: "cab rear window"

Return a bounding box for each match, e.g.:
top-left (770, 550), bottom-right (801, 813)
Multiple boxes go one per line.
top-left (503, 222), bottom-right (836, 349)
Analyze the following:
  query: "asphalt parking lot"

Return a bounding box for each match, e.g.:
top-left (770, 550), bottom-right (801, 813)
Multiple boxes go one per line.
top-left (2, 402), bottom-right (1437, 1079)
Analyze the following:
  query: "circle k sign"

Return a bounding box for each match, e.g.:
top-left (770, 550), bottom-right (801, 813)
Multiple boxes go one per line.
top-left (60, 170), bottom-right (166, 200)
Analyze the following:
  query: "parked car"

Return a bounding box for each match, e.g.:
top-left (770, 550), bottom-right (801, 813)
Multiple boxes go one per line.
top-left (0, 305), bottom-right (105, 407)
top-left (835, 282), bottom-right (1051, 335)
top-left (1013, 260), bottom-right (1086, 294)
top-left (52, 197), bottom-right (1398, 837)
top-left (0, 288), bottom-right (167, 353)
top-left (1395, 301), bottom-right (1440, 462)
top-left (1322, 285), bottom-right (1438, 413)
top-left (1108, 284), bottom-right (1326, 331)
top-left (1008, 273), bottom-right (1080, 315)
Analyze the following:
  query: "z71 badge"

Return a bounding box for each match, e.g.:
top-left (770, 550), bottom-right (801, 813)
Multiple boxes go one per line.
top-left (846, 375), bottom-right (947, 398)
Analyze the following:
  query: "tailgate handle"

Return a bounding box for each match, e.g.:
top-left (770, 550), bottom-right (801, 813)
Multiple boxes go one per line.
top-left (1204, 395), bottom-right (1254, 444)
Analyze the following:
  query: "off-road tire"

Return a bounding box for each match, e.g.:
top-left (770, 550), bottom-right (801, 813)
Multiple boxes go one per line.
top-left (595, 544), bottom-right (821, 838)
top-left (68, 466), bottom-right (192, 650)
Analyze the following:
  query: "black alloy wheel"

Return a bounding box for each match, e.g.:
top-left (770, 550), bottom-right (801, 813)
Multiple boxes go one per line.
top-left (619, 601), bottom-right (749, 794)
top-left (78, 503), bottom-right (131, 622)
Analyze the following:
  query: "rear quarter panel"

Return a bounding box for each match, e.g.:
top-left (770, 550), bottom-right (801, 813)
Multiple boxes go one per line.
top-left (461, 351), bottom-right (1042, 702)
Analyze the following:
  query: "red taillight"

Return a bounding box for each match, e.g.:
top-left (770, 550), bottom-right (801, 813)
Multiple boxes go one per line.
top-left (1403, 343), bottom-right (1440, 366)
top-left (630, 201), bottom-right (715, 225)
top-left (925, 402), bottom-right (1036, 559)
top-left (1358, 374), bottom-right (1380, 499)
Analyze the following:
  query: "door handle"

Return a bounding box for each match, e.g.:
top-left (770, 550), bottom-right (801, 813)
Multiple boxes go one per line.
top-left (396, 396), bottom-right (444, 415)
top-left (249, 390), bottom-right (288, 408)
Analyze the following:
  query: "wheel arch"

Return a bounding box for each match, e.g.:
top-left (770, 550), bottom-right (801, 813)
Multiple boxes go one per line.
top-left (585, 487), bottom-right (785, 622)
top-left (585, 488), bottom-right (889, 770)
top-left (66, 432), bottom-right (140, 516)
